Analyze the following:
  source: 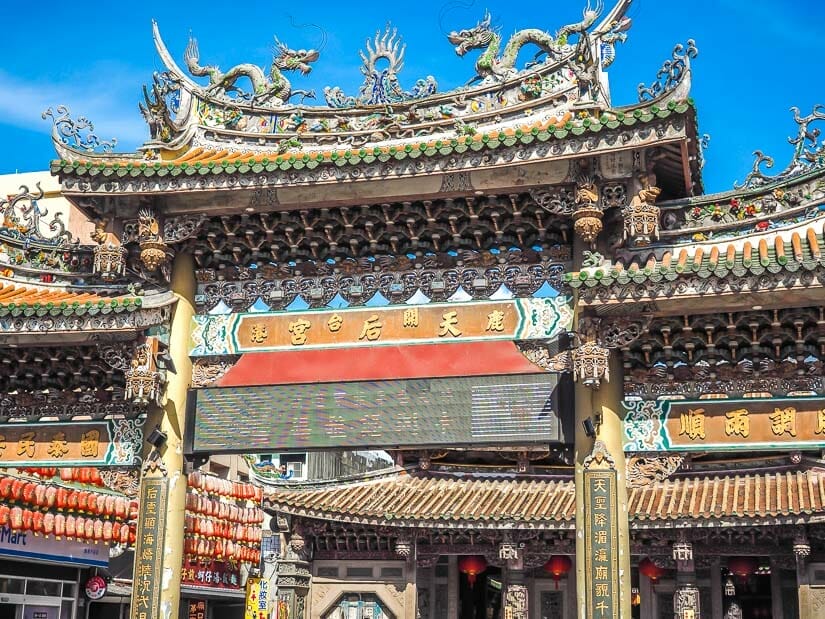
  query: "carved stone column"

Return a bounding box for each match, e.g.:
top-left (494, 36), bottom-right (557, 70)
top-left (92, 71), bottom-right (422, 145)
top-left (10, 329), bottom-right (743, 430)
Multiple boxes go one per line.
top-left (794, 530), bottom-right (815, 619)
top-left (503, 543), bottom-right (527, 619)
top-left (277, 532), bottom-right (312, 619)
top-left (673, 536), bottom-right (701, 619)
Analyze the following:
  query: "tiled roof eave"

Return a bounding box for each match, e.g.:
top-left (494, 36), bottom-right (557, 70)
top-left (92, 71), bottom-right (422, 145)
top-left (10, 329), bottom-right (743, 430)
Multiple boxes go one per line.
top-left (566, 224), bottom-right (825, 290)
top-left (265, 468), bottom-right (825, 528)
top-left (51, 102), bottom-right (694, 179)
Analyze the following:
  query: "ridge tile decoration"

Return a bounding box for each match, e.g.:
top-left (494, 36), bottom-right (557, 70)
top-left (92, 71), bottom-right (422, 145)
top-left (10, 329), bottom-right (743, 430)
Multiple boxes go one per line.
top-left (189, 297), bottom-right (573, 356)
top-left (623, 397), bottom-right (825, 452)
top-left (0, 280), bottom-right (141, 313)
top-left (0, 419), bottom-right (143, 467)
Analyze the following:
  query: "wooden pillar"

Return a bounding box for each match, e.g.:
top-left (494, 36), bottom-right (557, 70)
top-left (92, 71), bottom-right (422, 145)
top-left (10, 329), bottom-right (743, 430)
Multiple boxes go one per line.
top-left (575, 351), bottom-right (631, 618)
top-left (130, 252), bottom-right (195, 619)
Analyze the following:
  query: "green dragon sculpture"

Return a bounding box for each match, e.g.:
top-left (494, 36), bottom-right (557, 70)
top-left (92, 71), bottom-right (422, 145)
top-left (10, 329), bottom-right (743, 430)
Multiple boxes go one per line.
top-left (448, 2), bottom-right (604, 82)
top-left (184, 35), bottom-right (319, 105)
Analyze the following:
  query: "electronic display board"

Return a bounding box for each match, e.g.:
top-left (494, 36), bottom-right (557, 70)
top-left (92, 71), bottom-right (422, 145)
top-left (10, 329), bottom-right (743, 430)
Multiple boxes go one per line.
top-left (185, 373), bottom-right (562, 454)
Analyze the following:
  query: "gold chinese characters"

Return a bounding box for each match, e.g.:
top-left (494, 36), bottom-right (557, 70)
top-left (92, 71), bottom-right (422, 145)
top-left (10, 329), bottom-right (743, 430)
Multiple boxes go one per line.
top-left (239, 303), bottom-right (519, 349)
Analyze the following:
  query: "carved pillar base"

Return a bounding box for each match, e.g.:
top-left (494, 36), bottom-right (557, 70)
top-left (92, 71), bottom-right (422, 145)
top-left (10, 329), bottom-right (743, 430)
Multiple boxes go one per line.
top-left (794, 531), bottom-right (817, 619)
top-left (277, 558), bottom-right (312, 619)
top-left (503, 583), bottom-right (528, 619)
top-left (674, 583), bottom-right (701, 619)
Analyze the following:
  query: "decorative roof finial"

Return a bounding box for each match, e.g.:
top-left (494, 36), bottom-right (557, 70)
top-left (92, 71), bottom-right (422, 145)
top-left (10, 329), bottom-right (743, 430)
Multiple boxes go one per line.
top-left (42, 105), bottom-right (117, 154)
top-left (323, 24), bottom-right (437, 108)
top-left (736, 105), bottom-right (825, 189)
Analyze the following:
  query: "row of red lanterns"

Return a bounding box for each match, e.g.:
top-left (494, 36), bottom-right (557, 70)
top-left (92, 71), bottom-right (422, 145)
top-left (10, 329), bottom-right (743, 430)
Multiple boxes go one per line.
top-left (0, 505), bottom-right (134, 544)
top-left (184, 514), bottom-right (263, 543)
top-left (452, 554), bottom-right (761, 587)
top-left (457, 555), bottom-right (574, 589)
top-left (188, 472), bottom-right (262, 502)
top-left (185, 492), bottom-right (264, 524)
top-left (0, 477), bottom-right (135, 519)
top-left (21, 468), bottom-right (106, 487)
top-left (639, 556), bottom-right (760, 583)
top-left (184, 535), bottom-right (261, 565)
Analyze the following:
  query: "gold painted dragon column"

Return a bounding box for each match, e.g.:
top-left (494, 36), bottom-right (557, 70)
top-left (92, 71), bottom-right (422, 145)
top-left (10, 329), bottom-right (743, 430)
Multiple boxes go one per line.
top-left (130, 251), bottom-right (195, 619)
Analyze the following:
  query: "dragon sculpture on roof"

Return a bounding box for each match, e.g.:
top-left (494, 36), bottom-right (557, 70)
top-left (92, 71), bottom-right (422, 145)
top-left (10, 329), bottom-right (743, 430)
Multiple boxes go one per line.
top-left (448, 2), bottom-right (606, 82)
top-left (184, 34), bottom-right (320, 105)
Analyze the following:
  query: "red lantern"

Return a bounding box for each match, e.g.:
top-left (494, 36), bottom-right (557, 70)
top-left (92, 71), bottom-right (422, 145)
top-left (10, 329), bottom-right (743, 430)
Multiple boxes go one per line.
top-left (728, 557), bottom-right (758, 583)
top-left (458, 555), bottom-right (487, 588)
top-left (543, 556), bottom-right (572, 589)
top-left (638, 557), bottom-right (664, 582)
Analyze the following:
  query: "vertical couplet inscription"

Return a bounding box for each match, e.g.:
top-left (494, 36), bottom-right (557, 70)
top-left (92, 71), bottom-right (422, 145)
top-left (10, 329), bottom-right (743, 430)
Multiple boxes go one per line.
top-left (130, 477), bottom-right (169, 619)
top-left (584, 469), bottom-right (619, 619)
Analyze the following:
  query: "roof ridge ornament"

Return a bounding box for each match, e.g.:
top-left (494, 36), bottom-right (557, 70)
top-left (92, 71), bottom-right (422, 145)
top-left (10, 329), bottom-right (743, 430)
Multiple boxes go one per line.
top-left (736, 104), bottom-right (825, 189)
top-left (0, 183), bottom-right (77, 247)
top-left (42, 105), bottom-right (118, 154)
top-left (448, 2), bottom-right (607, 84)
top-left (183, 32), bottom-right (320, 105)
top-left (637, 39), bottom-right (698, 102)
top-left (323, 24), bottom-right (437, 108)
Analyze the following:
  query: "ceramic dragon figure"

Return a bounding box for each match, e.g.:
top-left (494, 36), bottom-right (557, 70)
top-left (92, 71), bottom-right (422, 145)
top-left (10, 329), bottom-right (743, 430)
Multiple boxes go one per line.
top-left (185, 35), bottom-right (319, 105)
top-left (448, 2), bottom-right (604, 82)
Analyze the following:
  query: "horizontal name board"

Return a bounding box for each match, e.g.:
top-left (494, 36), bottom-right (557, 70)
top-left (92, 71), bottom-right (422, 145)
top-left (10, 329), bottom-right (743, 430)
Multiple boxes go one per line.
top-left (0, 419), bottom-right (143, 467)
top-left (186, 373), bottom-right (562, 453)
top-left (190, 298), bottom-right (573, 356)
top-left (624, 397), bottom-right (825, 452)
top-left (0, 525), bottom-right (108, 567)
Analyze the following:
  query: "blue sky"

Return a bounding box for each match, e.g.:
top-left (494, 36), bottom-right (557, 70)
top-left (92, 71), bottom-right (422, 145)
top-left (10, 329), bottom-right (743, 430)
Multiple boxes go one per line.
top-left (1, 0), bottom-right (823, 193)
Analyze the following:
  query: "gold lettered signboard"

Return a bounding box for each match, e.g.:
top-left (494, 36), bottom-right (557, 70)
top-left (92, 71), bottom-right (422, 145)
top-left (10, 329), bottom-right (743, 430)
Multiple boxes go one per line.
top-left (624, 397), bottom-right (825, 452)
top-left (190, 298), bottom-right (573, 356)
top-left (130, 476), bottom-right (169, 619)
top-left (583, 443), bottom-right (619, 619)
top-left (0, 419), bottom-right (143, 467)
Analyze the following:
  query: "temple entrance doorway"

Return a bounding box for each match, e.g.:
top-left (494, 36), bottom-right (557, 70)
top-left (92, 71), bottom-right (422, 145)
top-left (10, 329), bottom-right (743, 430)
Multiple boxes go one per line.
top-left (459, 563), bottom-right (501, 619)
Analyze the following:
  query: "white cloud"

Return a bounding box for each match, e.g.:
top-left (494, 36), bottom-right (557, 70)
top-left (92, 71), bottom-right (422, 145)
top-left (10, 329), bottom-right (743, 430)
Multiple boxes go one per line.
top-left (0, 66), bottom-right (149, 148)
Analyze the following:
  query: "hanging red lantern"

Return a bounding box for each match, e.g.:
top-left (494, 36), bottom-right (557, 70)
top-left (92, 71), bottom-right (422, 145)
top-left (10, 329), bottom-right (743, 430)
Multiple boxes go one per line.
top-left (638, 557), bottom-right (665, 583)
top-left (458, 555), bottom-right (488, 588)
top-left (728, 557), bottom-right (758, 583)
top-left (543, 556), bottom-right (573, 589)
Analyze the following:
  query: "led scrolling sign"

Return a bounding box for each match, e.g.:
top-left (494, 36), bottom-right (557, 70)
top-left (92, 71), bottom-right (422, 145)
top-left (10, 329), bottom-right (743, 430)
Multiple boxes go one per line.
top-left (185, 373), bottom-right (563, 454)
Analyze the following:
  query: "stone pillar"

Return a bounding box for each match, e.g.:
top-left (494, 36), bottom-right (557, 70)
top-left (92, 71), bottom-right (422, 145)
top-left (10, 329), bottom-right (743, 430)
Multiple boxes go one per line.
top-left (794, 531), bottom-right (814, 619)
top-left (672, 537), bottom-right (700, 619)
top-left (770, 557), bottom-right (784, 619)
top-left (503, 557), bottom-right (528, 619)
top-left (710, 557), bottom-right (723, 619)
top-left (130, 252), bottom-right (195, 619)
top-left (447, 555), bottom-right (459, 619)
top-left (574, 349), bottom-right (631, 618)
